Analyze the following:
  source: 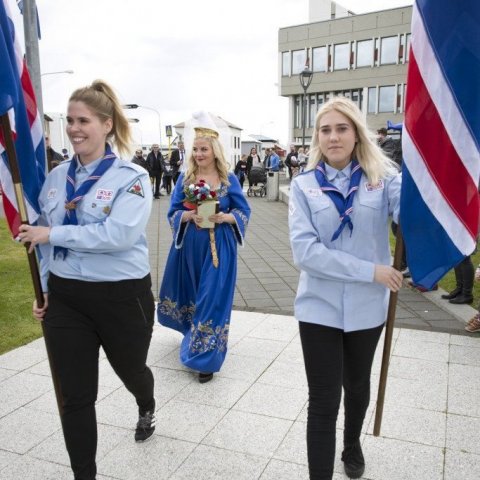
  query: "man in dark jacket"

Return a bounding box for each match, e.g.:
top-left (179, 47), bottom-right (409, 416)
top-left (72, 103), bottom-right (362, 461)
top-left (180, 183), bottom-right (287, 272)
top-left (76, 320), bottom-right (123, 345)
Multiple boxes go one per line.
top-left (377, 128), bottom-right (402, 167)
top-left (146, 144), bottom-right (164, 198)
top-left (169, 141), bottom-right (185, 185)
top-left (284, 144), bottom-right (297, 180)
top-left (131, 149), bottom-right (150, 174)
top-left (45, 136), bottom-right (63, 170)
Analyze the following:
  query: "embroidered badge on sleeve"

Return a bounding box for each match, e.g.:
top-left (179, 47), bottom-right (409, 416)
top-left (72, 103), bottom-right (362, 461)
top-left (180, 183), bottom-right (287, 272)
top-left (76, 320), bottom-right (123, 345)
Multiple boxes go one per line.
top-left (127, 179), bottom-right (145, 198)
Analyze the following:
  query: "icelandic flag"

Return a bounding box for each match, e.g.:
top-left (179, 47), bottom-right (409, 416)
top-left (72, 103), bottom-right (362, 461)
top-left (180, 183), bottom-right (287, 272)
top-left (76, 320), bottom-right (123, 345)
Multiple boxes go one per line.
top-left (0, 0), bottom-right (45, 238)
top-left (400, 0), bottom-right (480, 290)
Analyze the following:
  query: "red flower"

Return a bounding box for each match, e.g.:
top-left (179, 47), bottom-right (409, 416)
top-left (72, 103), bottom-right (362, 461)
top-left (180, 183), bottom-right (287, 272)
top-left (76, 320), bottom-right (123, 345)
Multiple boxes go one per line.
top-left (211, 191), bottom-right (217, 198)
top-left (201, 193), bottom-right (207, 200)
top-left (194, 189), bottom-right (199, 195)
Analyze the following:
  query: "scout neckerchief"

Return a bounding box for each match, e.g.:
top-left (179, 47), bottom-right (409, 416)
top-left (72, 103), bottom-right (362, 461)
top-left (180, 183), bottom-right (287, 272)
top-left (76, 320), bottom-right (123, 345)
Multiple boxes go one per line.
top-left (314, 159), bottom-right (363, 241)
top-left (54, 145), bottom-right (116, 259)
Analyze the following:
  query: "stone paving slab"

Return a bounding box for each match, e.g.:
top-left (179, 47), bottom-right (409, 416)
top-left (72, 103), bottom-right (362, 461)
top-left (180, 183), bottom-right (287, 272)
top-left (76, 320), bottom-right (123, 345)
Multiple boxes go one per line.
top-left (1, 310), bottom-right (479, 479)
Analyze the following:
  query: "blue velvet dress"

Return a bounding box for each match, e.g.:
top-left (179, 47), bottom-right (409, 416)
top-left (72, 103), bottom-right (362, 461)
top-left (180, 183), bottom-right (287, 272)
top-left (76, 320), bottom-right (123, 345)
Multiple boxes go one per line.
top-left (157, 172), bottom-right (251, 373)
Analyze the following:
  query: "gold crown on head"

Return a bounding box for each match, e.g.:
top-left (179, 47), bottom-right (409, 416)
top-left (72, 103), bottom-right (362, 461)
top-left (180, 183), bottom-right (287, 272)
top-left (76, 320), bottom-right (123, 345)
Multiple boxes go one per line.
top-left (194, 126), bottom-right (219, 139)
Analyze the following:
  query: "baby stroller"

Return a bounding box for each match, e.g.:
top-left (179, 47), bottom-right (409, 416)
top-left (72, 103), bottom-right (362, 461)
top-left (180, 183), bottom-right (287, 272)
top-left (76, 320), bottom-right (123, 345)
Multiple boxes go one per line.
top-left (247, 166), bottom-right (267, 197)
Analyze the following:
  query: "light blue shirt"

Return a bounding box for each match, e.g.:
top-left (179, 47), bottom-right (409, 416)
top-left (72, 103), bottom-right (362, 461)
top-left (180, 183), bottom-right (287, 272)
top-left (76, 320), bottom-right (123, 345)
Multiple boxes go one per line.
top-left (289, 167), bottom-right (401, 332)
top-left (269, 153), bottom-right (280, 172)
top-left (37, 156), bottom-right (153, 291)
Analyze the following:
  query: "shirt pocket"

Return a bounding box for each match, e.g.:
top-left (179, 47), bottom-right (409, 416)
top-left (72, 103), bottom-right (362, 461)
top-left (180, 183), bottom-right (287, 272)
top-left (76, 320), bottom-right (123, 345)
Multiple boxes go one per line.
top-left (355, 193), bottom-right (384, 234)
top-left (43, 199), bottom-right (65, 225)
top-left (80, 202), bottom-right (111, 224)
top-left (306, 196), bottom-right (336, 241)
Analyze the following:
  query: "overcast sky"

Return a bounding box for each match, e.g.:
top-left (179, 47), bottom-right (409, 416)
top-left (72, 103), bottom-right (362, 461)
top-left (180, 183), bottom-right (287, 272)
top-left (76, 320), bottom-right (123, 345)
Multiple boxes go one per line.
top-left (36, 0), bottom-right (413, 147)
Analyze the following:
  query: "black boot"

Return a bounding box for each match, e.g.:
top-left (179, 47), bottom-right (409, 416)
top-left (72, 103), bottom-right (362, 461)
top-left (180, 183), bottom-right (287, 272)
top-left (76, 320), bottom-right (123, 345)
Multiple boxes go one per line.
top-left (341, 441), bottom-right (365, 479)
top-left (442, 265), bottom-right (463, 299)
top-left (441, 286), bottom-right (462, 300)
top-left (449, 257), bottom-right (474, 304)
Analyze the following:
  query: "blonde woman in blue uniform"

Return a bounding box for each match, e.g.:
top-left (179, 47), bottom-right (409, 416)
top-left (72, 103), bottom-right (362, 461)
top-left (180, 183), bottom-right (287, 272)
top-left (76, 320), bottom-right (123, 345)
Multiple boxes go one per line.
top-left (18, 80), bottom-right (155, 480)
top-left (288, 97), bottom-right (403, 480)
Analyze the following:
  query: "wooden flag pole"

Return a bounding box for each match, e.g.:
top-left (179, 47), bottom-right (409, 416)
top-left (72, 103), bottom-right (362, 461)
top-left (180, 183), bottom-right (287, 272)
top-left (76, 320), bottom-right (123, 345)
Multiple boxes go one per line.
top-left (373, 223), bottom-right (405, 436)
top-left (0, 113), bottom-right (63, 416)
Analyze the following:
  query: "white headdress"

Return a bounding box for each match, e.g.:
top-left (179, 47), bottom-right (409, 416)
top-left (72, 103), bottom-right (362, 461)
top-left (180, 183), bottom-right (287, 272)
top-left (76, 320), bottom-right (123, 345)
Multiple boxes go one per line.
top-left (182, 111), bottom-right (232, 170)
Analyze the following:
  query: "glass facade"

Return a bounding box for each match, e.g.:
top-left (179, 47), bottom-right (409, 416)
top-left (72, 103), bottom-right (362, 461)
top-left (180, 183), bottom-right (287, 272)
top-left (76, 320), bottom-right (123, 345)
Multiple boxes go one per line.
top-left (378, 85), bottom-right (395, 112)
top-left (282, 51), bottom-right (290, 76)
top-left (313, 46), bottom-right (327, 72)
top-left (380, 36), bottom-right (398, 64)
top-left (334, 43), bottom-right (349, 70)
top-left (356, 39), bottom-right (373, 67)
top-left (292, 49), bottom-right (307, 75)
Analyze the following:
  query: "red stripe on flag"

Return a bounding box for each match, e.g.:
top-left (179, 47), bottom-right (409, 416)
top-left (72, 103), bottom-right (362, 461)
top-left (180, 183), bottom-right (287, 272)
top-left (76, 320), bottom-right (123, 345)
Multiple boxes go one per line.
top-left (20, 60), bottom-right (37, 126)
top-left (405, 51), bottom-right (479, 238)
top-left (2, 187), bottom-right (21, 234)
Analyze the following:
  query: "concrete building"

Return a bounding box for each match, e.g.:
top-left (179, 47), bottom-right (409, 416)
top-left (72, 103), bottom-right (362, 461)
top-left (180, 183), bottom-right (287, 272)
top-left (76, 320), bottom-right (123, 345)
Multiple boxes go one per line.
top-left (279, 1), bottom-right (412, 145)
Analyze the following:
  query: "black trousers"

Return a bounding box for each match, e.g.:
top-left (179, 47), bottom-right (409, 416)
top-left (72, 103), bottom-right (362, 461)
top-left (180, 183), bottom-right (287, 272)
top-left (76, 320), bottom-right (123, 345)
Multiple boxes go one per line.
top-left (162, 174), bottom-right (172, 194)
top-left (44, 274), bottom-right (155, 480)
top-left (151, 171), bottom-right (163, 196)
top-left (299, 321), bottom-right (383, 480)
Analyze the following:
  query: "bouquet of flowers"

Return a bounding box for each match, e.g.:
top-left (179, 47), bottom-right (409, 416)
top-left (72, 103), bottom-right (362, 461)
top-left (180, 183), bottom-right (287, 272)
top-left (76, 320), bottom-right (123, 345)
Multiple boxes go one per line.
top-left (183, 179), bottom-right (217, 209)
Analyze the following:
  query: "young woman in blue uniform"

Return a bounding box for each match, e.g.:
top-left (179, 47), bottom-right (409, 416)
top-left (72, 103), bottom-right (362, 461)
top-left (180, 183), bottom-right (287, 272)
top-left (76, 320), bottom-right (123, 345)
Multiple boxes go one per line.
top-left (288, 97), bottom-right (403, 480)
top-left (157, 114), bottom-right (250, 383)
top-left (18, 80), bottom-right (156, 480)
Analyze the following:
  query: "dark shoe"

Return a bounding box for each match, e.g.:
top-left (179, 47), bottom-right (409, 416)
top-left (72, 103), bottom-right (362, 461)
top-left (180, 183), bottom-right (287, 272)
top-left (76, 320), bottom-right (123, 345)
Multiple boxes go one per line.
top-left (154, 195), bottom-right (160, 199)
top-left (441, 287), bottom-right (462, 300)
top-left (341, 441), bottom-right (365, 479)
top-left (134, 399), bottom-right (156, 442)
top-left (449, 293), bottom-right (474, 304)
top-left (402, 267), bottom-right (412, 279)
top-left (198, 372), bottom-right (213, 383)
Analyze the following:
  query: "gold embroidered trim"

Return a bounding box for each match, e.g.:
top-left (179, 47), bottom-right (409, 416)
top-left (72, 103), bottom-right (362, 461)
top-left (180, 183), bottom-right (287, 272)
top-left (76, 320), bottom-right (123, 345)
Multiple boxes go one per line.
top-left (209, 228), bottom-right (219, 268)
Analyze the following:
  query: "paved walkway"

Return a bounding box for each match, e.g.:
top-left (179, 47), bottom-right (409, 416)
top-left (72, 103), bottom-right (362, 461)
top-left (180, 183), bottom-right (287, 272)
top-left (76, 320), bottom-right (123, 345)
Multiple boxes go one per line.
top-left (1, 186), bottom-right (479, 479)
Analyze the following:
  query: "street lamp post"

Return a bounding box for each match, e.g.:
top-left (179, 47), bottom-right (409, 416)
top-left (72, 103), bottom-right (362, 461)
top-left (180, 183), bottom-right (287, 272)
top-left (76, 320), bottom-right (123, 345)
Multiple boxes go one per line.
top-left (123, 104), bottom-right (162, 147)
top-left (299, 66), bottom-right (313, 149)
top-left (41, 70), bottom-right (74, 77)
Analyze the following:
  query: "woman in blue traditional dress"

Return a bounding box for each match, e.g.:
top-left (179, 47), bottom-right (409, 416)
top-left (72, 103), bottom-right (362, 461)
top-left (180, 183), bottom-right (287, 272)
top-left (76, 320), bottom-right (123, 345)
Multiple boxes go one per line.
top-left (157, 115), bottom-right (251, 383)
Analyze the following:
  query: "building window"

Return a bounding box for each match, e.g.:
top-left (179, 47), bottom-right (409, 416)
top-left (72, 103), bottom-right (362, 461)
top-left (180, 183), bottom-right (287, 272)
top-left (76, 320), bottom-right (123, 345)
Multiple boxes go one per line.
top-left (368, 87), bottom-right (377, 113)
top-left (309, 95), bottom-right (316, 127)
top-left (334, 43), bottom-right (349, 70)
top-left (356, 39), bottom-right (373, 67)
top-left (294, 96), bottom-right (301, 128)
top-left (282, 51), bottom-right (290, 76)
top-left (292, 49), bottom-right (307, 75)
top-left (405, 34), bottom-right (411, 62)
top-left (380, 36), bottom-right (398, 65)
top-left (317, 93), bottom-right (325, 111)
top-left (378, 85), bottom-right (395, 112)
top-left (313, 46), bottom-right (327, 72)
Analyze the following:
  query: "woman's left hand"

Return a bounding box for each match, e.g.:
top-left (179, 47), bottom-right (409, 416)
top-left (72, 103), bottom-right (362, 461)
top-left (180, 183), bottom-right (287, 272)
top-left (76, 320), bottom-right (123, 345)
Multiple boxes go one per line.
top-left (209, 212), bottom-right (233, 225)
top-left (18, 225), bottom-right (51, 253)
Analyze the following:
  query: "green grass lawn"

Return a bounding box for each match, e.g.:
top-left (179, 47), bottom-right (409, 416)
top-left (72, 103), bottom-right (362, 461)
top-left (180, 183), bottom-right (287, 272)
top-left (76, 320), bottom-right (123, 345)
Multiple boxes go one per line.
top-left (0, 219), bottom-right (42, 355)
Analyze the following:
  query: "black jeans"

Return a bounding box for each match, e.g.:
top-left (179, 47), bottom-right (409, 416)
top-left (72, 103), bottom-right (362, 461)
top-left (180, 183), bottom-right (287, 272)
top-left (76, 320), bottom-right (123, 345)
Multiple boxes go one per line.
top-left (151, 171), bottom-right (163, 196)
top-left (44, 274), bottom-right (155, 480)
top-left (299, 321), bottom-right (383, 480)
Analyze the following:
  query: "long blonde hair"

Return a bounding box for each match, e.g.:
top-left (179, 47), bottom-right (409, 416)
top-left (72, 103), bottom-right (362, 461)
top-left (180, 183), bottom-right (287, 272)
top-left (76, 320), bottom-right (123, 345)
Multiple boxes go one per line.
top-left (69, 79), bottom-right (132, 158)
top-left (184, 135), bottom-right (230, 186)
top-left (306, 97), bottom-right (398, 185)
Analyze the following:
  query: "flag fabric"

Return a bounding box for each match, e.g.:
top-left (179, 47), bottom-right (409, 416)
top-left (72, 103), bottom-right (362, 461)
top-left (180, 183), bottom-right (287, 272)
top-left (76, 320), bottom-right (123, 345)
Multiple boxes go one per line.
top-left (0, 0), bottom-right (45, 238)
top-left (400, 0), bottom-right (480, 289)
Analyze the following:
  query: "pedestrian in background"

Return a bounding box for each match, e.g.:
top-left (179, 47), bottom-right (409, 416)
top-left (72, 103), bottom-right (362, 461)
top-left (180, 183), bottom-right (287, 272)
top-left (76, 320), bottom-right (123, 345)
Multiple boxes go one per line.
top-left (161, 154), bottom-right (173, 194)
top-left (234, 153), bottom-right (248, 189)
top-left (147, 143), bottom-right (164, 198)
top-left (18, 79), bottom-right (156, 480)
top-left (131, 148), bottom-right (151, 174)
top-left (170, 141), bottom-right (185, 185)
top-left (289, 97), bottom-right (402, 480)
